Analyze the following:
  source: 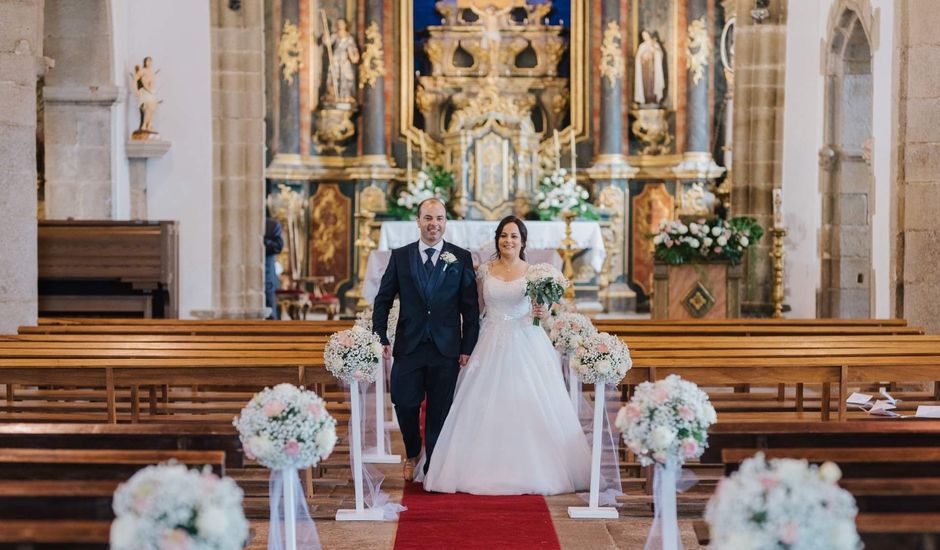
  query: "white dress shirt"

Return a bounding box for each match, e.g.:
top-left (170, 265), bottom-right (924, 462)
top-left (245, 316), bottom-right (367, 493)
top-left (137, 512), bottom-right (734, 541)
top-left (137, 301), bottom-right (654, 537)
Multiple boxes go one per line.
top-left (418, 239), bottom-right (442, 266)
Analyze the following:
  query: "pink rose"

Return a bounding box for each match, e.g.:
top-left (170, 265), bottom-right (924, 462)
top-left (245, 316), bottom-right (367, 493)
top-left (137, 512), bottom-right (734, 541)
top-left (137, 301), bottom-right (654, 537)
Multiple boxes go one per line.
top-left (760, 474), bottom-right (779, 490)
top-left (337, 332), bottom-right (354, 347)
top-left (285, 439), bottom-right (300, 456)
top-left (677, 405), bottom-right (694, 421)
top-left (243, 443), bottom-right (256, 461)
top-left (652, 388), bottom-right (670, 404)
top-left (263, 401), bottom-right (286, 418)
top-left (681, 438), bottom-right (699, 458)
top-left (624, 403), bottom-right (642, 420)
top-left (307, 402), bottom-right (324, 419)
top-left (780, 522), bottom-right (799, 545)
top-left (665, 239), bottom-right (674, 248)
top-left (597, 343), bottom-right (609, 353)
top-left (571, 322), bottom-right (581, 331)
top-left (714, 246), bottom-right (722, 253)
top-left (161, 530), bottom-right (191, 550)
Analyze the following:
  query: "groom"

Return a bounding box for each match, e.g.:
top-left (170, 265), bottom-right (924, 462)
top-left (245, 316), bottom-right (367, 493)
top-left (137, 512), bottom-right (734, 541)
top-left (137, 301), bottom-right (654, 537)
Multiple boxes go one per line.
top-left (372, 198), bottom-right (480, 481)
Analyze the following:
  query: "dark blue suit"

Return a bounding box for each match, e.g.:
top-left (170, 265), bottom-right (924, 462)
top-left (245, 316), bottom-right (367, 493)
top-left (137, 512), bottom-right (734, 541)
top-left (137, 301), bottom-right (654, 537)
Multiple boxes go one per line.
top-left (372, 241), bottom-right (480, 469)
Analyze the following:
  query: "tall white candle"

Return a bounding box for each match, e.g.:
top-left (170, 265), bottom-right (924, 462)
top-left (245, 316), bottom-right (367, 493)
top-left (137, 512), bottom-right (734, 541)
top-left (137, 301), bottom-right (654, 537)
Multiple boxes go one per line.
top-left (420, 133), bottom-right (427, 169)
top-left (570, 130), bottom-right (576, 182)
top-left (406, 134), bottom-right (412, 183)
top-left (773, 188), bottom-right (783, 229)
top-left (553, 129), bottom-right (561, 171)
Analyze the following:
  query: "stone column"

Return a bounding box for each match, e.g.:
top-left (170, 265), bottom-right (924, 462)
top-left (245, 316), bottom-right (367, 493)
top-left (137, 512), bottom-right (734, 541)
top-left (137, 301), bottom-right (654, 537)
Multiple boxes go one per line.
top-left (895, 0), bottom-right (940, 332)
top-left (359, 0), bottom-right (389, 166)
top-left (42, 0), bottom-right (118, 220)
top-left (673, 0), bottom-right (725, 177)
top-left (196, 0), bottom-right (267, 319)
top-left (588, 0), bottom-right (636, 311)
top-left (0, 0), bottom-right (44, 332)
top-left (730, 0), bottom-right (787, 310)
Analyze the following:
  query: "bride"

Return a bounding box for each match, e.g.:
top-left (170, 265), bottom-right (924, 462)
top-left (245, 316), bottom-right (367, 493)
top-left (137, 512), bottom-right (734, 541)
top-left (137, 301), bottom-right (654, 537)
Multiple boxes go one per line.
top-left (423, 215), bottom-right (592, 495)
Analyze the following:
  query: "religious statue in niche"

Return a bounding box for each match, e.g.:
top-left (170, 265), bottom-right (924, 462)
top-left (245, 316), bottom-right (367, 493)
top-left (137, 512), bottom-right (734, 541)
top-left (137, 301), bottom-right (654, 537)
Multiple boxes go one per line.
top-left (324, 18), bottom-right (360, 102)
top-left (314, 15), bottom-right (359, 154)
top-left (634, 30), bottom-right (665, 106)
top-left (131, 57), bottom-right (160, 140)
top-left (631, 30), bottom-right (672, 155)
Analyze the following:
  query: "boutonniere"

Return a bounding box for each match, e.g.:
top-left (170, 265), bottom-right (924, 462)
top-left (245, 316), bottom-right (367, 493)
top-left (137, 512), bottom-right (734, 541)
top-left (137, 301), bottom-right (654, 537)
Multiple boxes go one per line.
top-left (440, 251), bottom-right (458, 272)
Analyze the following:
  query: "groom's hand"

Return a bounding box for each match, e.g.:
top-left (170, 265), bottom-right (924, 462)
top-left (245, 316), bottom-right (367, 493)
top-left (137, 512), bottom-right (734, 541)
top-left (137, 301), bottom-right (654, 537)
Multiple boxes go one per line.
top-left (459, 354), bottom-right (470, 367)
top-left (383, 345), bottom-right (392, 360)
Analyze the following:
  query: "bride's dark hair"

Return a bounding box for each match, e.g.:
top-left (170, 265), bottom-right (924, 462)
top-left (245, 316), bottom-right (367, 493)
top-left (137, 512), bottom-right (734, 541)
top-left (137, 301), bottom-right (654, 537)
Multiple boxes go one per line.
top-left (493, 215), bottom-right (527, 261)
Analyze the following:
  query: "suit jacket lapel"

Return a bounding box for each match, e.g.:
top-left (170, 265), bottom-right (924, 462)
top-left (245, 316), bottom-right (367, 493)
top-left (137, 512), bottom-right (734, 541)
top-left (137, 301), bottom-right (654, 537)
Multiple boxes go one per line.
top-left (424, 242), bottom-right (451, 302)
top-left (409, 243), bottom-right (429, 305)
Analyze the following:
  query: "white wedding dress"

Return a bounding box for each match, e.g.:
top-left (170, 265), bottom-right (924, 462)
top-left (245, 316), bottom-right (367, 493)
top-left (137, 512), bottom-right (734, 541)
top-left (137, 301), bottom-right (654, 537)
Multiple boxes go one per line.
top-left (423, 262), bottom-right (592, 495)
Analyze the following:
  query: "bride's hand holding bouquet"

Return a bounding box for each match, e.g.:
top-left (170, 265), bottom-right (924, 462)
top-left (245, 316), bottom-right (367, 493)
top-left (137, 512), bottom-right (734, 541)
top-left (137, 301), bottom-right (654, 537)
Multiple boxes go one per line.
top-left (525, 263), bottom-right (568, 327)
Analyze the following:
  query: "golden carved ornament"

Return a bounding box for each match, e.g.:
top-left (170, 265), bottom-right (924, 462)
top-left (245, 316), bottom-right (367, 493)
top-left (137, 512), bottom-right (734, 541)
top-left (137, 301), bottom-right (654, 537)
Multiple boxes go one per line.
top-left (278, 20), bottom-right (303, 85)
top-left (686, 17), bottom-right (711, 86)
top-left (448, 79), bottom-right (535, 132)
top-left (359, 184), bottom-right (386, 213)
top-left (359, 22), bottom-right (386, 89)
top-left (599, 21), bottom-right (625, 87)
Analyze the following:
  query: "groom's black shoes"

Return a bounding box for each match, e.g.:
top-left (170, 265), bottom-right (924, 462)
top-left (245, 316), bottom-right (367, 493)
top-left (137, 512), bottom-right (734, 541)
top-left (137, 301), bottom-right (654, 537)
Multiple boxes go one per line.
top-left (403, 457), bottom-right (417, 482)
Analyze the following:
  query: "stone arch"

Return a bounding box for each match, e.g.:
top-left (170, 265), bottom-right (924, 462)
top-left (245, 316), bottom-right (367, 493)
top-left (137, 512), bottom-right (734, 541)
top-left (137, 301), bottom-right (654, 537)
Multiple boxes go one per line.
top-left (818, 4), bottom-right (873, 317)
top-left (41, 0), bottom-right (118, 220)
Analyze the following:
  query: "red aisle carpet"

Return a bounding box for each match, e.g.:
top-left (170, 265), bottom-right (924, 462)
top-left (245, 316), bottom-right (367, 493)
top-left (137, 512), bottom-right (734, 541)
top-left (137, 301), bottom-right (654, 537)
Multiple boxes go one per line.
top-left (393, 482), bottom-right (562, 550)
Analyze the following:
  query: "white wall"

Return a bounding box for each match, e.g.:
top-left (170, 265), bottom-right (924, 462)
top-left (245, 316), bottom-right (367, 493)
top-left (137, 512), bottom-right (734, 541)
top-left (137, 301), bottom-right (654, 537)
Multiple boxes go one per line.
top-left (110, 0), bottom-right (213, 318)
top-left (781, 0), bottom-right (893, 317)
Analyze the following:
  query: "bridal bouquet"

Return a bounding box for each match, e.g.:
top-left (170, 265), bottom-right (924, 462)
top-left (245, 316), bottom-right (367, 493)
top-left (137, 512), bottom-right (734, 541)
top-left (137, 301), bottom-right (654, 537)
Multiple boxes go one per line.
top-left (570, 331), bottom-right (632, 385)
top-left (324, 326), bottom-right (385, 384)
top-left (355, 299), bottom-right (400, 346)
top-left (616, 374), bottom-right (717, 467)
top-left (534, 167), bottom-right (599, 221)
top-left (705, 453), bottom-right (861, 550)
top-left (525, 263), bottom-right (569, 327)
top-left (110, 462), bottom-right (249, 550)
top-left (233, 383), bottom-right (337, 471)
top-left (547, 312), bottom-right (597, 356)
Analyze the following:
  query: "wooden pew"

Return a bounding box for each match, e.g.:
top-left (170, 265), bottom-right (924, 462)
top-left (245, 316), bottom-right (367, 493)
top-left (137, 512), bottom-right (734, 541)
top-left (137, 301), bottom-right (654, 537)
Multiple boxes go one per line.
top-left (0, 447), bottom-right (224, 548)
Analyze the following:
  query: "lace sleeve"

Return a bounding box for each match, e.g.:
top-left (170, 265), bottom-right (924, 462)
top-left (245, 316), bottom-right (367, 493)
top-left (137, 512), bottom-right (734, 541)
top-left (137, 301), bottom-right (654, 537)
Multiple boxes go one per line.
top-left (476, 262), bottom-right (489, 318)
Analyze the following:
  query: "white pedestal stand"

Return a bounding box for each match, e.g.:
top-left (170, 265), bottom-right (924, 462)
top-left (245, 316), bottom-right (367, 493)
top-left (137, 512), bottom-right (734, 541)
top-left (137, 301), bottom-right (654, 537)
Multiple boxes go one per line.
top-left (364, 357), bottom-right (400, 464)
top-left (568, 383), bottom-right (619, 519)
top-left (336, 381), bottom-right (385, 521)
top-left (384, 357), bottom-right (400, 431)
top-left (281, 469), bottom-right (299, 549)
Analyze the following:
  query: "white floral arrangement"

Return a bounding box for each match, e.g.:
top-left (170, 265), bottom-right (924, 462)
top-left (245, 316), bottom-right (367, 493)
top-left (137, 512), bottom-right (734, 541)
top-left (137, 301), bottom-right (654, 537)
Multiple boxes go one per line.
top-left (534, 168), bottom-right (598, 221)
top-left (110, 462), bottom-right (249, 550)
top-left (547, 312), bottom-right (597, 356)
top-left (705, 453), bottom-right (861, 550)
top-left (324, 326), bottom-right (385, 384)
top-left (652, 217), bottom-right (763, 266)
top-left (616, 374), bottom-right (717, 467)
top-left (233, 383), bottom-right (337, 471)
top-left (396, 170), bottom-right (438, 210)
top-left (388, 166), bottom-right (454, 220)
top-left (524, 263), bottom-right (569, 327)
top-left (570, 331), bottom-right (632, 385)
top-left (356, 299), bottom-right (400, 346)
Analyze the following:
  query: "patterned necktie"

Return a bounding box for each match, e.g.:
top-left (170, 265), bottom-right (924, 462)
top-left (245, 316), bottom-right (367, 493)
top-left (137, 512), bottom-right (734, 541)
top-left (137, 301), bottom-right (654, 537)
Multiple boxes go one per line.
top-left (424, 248), bottom-right (435, 274)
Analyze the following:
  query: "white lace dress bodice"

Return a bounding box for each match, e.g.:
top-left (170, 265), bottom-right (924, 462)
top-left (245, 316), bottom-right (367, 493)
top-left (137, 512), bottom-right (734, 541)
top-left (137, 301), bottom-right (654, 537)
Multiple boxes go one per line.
top-left (423, 262), bottom-right (591, 495)
top-left (478, 262), bottom-right (532, 322)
